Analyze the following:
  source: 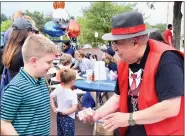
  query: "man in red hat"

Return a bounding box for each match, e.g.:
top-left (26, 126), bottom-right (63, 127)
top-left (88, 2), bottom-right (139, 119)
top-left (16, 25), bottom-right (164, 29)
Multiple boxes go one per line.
top-left (81, 11), bottom-right (184, 136)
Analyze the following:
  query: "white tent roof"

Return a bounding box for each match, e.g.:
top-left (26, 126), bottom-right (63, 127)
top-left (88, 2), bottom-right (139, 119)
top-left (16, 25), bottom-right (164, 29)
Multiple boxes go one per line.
top-left (83, 44), bottom-right (92, 49)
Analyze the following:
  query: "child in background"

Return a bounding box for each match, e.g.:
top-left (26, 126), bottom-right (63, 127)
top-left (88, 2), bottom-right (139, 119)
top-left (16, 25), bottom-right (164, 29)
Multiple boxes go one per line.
top-left (58, 53), bottom-right (73, 69)
top-left (50, 68), bottom-right (78, 136)
top-left (74, 50), bottom-right (94, 73)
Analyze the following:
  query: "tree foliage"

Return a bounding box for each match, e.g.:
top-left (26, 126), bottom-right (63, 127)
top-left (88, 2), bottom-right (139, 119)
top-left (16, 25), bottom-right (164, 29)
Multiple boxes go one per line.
top-left (147, 2), bottom-right (183, 50)
top-left (1, 13), bottom-right (8, 22)
top-left (1, 20), bottom-right (12, 32)
top-left (24, 10), bottom-right (52, 33)
top-left (152, 23), bottom-right (167, 33)
top-left (77, 2), bottom-right (137, 46)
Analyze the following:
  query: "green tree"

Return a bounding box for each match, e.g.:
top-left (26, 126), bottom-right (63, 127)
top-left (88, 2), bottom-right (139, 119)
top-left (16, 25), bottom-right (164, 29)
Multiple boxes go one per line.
top-left (77, 2), bottom-right (136, 46)
top-left (1, 20), bottom-right (12, 32)
top-left (70, 16), bottom-right (75, 20)
top-left (24, 10), bottom-right (52, 33)
top-left (152, 23), bottom-right (167, 33)
top-left (147, 2), bottom-right (183, 50)
top-left (145, 22), bottom-right (152, 29)
top-left (1, 13), bottom-right (8, 22)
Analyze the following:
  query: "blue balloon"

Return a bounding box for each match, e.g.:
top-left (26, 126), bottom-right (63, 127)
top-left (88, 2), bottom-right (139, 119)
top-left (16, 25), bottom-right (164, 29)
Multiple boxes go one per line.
top-left (44, 21), bottom-right (65, 37)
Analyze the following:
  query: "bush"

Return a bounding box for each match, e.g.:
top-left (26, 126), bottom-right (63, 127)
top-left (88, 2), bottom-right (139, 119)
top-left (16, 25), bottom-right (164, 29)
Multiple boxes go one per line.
top-left (1, 20), bottom-right (12, 32)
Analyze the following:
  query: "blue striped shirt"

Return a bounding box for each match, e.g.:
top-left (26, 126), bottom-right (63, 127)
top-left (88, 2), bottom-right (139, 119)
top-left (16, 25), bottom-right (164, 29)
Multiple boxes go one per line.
top-left (1, 68), bottom-right (50, 135)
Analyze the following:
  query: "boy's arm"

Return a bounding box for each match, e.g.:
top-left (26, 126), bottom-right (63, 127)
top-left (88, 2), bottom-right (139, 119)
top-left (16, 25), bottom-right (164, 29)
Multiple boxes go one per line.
top-left (1, 85), bottom-right (22, 135)
top-left (62, 104), bottom-right (78, 115)
top-left (62, 93), bottom-right (78, 115)
top-left (1, 120), bottom-right (18, 135)
top-left (50, 96), bottom-right (57, 113)
top-left (50, 89), bottom-right (59, 113)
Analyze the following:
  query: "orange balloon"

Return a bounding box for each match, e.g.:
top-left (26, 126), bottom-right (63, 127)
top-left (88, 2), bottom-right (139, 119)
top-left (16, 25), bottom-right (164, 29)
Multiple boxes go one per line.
top-left (67, 20), bottom-right (80, 38)
top-left (53, 1), bottom-right (65, 9)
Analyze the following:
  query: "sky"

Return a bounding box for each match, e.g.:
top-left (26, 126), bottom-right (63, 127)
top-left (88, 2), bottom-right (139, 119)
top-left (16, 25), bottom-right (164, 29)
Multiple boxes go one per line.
top-left (1, 2), bottom-right (175, 25)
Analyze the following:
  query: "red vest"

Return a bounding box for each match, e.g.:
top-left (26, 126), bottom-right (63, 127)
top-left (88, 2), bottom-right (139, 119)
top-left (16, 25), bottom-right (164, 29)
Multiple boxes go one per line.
top-left (118, 39), bottom-right (184, 135)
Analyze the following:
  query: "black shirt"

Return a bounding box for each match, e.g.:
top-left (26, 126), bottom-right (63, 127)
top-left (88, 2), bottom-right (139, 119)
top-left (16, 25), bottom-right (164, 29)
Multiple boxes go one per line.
top-left (115, 44), bottom-right (184, 136)
top-left (9, 49), bottom-right (24, 78)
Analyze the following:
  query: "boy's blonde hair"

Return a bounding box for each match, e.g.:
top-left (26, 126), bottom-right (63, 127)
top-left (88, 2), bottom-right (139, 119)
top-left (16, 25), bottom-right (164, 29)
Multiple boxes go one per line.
top-left (22, 34), bottom-right (57, 62)
top-left (57, 68), bottom-right (76, 84)
top-left (59, 54), bottom-right (72, 66)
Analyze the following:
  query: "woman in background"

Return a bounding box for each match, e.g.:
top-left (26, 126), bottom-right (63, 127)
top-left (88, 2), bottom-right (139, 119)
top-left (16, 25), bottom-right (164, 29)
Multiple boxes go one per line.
top-left (2, 18), bottom-right (37, 80)
top-left (103, 53), bottom-right (117, 72)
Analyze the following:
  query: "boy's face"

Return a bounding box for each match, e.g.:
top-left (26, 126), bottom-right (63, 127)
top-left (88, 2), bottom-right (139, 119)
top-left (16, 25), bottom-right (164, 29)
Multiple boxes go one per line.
top-left (33, 53), bottom-right (55, 77)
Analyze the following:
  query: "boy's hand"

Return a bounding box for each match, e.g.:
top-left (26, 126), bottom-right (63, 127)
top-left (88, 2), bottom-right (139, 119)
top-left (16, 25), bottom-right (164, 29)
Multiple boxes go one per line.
top-left (61, 110), bottom-right (67, 115)
top-left (78, 108), bottom-right (100, 123)
top-left (81, 110), bottom-right (100, 123)
top-left (55, 108), bottom-right (59, 113)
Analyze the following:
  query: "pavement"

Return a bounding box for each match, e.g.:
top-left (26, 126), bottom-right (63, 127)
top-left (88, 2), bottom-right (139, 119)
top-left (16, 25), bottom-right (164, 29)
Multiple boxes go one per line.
top-left (50, 107), bottom-right (93, 135)
top-left (50, 92), bottom-right (114, 135)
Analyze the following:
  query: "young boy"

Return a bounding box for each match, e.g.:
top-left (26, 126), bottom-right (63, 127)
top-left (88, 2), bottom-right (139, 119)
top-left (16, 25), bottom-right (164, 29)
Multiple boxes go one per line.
top-left (58, 53), bottom-right (73, 69)
top-left (50, 68), bottom-right (78, 136)
top-left (1, 34), bottom-right (57, 135)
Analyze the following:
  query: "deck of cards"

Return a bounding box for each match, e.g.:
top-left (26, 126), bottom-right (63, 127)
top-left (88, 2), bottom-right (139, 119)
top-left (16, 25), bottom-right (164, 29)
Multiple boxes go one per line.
top-left (78, 108), bottom-right (94, 120)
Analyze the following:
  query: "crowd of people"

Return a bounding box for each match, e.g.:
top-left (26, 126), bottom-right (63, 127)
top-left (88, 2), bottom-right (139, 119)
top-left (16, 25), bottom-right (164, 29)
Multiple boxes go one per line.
top-left (0, 10), bottom-right (119, 136)
top-left (0, 9), bottom-right (183, 136)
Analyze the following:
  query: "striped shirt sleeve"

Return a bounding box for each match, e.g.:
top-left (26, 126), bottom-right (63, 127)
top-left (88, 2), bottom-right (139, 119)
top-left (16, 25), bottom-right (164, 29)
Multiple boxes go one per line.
top-left (1, 85), bottom-right (22, 121)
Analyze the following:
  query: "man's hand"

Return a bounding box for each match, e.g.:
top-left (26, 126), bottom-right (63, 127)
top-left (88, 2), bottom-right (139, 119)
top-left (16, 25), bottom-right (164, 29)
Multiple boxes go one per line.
top-left (103, 112), bottom-right (130, 132)
top-left (78, 94), bottom-right (120, 124)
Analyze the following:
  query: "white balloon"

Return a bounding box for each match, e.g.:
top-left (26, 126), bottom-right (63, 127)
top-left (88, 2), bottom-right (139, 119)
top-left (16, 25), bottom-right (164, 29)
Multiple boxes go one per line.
top-left (52, 9), bottom-right (70, 29)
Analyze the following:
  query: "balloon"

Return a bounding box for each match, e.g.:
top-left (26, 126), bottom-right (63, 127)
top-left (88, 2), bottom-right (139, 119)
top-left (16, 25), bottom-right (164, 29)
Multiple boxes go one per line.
top-left (53, 9), bottom-right (70, 29)
top-left (44, 21), bottom-right (65, 37)
top-left (53, 1), bottom-right (65, 9)
top-left (67, 20), bottom-right (80, 38)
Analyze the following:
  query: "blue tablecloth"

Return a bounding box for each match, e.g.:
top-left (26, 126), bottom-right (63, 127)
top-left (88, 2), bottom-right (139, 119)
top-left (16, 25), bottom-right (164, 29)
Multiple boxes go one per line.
top-left (74, 79), bottom-right (116, 92)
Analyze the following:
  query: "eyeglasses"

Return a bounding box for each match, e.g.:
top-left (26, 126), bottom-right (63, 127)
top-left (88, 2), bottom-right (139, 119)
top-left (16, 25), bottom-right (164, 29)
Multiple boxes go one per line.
top-left (111, 40), bottom-right (126, 46)
top-left (111, 39), bottom-right (136, 51)
top-left (112, 38), bottom-right (136, 46)
top-left (111, 40), bottom-right (125, 51)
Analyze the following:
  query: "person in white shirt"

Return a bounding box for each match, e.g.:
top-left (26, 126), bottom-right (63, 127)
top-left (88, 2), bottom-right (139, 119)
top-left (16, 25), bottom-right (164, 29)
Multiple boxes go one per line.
top-left (74, 50), bottom-right (94, 72)
top-left (58, 53), bottom-right (73, 69)
top-left (50, 68), bottom-right (77, 136)
top-left (73, 50), bottom-right (96, 110)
